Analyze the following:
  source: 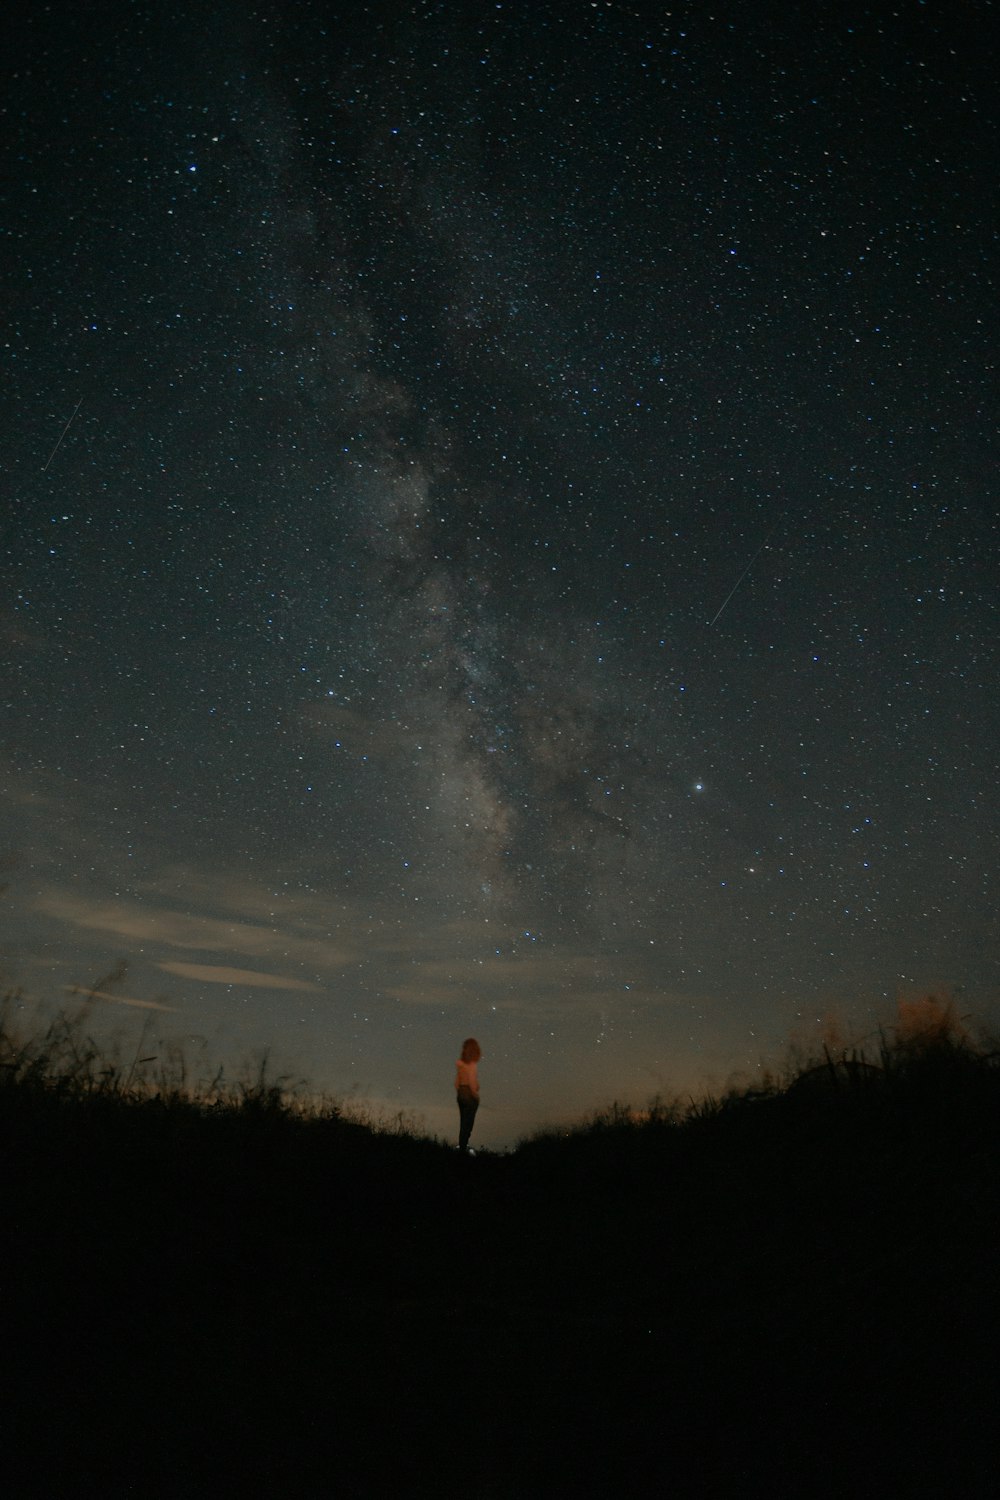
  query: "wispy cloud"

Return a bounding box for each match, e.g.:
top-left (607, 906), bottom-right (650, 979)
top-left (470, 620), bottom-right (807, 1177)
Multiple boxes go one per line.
top-left (384, 945), bottom-right (687, 1014)
top-left (160, 963), bottom-right (322, 991)
top-left (36, 888), bottom-right (353, 971)
top-left (66, 986), bottom-right (179, 1012)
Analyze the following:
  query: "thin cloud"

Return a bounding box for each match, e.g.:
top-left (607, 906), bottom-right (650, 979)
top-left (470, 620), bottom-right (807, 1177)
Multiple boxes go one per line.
top-left (160, 962), bottom-right (322, 991)
top-left (36, 889), bottom-right (353, 969)
top-left (390, 982), bottom-right (474, 1007)
top-left (384, 944), bottom-right (696, 1016)
top-left (66, 986), bottom-right (178, 1013)
top-left (39, 891), bottom-right (284, 954)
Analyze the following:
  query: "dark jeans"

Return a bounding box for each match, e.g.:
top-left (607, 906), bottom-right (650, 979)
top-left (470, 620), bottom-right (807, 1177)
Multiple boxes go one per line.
top-left (457, 1087), bottom-right (479, 1150)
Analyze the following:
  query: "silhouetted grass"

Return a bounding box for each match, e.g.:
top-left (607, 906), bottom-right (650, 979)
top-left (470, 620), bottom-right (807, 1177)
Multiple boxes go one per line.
top-left (2, 991), bottom-right (997, 1498)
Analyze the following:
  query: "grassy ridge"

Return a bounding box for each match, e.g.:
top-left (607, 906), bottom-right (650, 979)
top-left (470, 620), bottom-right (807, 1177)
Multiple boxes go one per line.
top-left (2, 999), bottom-right (997, 1498)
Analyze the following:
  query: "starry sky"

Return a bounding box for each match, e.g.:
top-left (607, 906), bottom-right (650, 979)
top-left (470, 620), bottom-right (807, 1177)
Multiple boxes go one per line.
top-left (4, 0), bottom-right (998, 1146)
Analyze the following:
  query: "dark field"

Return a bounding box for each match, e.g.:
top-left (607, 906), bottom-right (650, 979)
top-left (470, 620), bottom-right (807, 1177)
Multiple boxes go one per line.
top-left (2, 1012), bottom-right (997, 1498)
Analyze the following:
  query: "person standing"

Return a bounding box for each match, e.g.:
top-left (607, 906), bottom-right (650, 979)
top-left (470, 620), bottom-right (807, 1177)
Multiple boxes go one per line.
top-left (455, 1037), bottom-right (481, 1151)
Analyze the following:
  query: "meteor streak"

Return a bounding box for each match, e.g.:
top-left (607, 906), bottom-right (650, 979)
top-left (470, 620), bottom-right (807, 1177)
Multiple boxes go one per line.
top-left (42, 397), bottom-right (83, 471)
top-left (707, 538), bottom-right (768, 627)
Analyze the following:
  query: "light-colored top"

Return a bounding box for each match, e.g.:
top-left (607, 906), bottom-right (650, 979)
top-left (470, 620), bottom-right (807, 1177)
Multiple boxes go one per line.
top-left (455, 1058), bottom-right (479, 1097)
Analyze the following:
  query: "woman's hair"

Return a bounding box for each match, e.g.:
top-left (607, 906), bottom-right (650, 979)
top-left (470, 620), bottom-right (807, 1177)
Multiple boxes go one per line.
top-left (460, 1037), bottom-right (482, 1063)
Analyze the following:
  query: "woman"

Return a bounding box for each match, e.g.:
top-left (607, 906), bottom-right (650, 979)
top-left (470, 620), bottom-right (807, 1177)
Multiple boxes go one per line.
top-left (455, 1037), bottom-right (481, 1152)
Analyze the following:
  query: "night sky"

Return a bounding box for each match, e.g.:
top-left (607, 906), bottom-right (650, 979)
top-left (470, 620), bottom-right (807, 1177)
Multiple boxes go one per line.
top-left (4, 0), bottom-right (998, 1147)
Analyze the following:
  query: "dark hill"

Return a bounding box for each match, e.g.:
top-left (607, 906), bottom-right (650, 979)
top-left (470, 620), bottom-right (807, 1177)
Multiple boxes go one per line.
top-left (2, 1031), bottom-right (997, 1498)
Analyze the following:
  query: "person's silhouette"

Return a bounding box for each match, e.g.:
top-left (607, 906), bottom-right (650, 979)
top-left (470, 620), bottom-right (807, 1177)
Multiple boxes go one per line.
top-left (455, 1038), bottom-right (481, 1152)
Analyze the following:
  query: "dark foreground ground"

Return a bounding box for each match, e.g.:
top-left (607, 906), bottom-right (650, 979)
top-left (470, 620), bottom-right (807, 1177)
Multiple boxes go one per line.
top-left (2, 1048), bottom-right (997, 1498)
